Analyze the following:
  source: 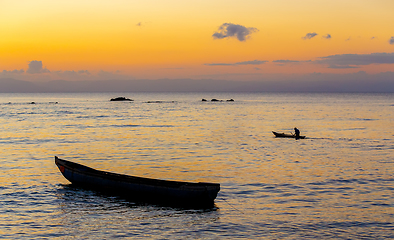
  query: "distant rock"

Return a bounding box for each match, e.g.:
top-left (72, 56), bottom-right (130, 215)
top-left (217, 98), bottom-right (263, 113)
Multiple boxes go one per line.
top-left (110, 97), bottom-right (133, 101)
top-left (146, 101), bottom-right (176, 103)
top-left (210, 98), bottom-right (234, 102)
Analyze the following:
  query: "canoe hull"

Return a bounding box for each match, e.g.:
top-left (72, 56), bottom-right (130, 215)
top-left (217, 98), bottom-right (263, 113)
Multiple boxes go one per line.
top-left (55, 156), bottom-right (220, 208)
top-left (272, 131), bottom-right (306, 139)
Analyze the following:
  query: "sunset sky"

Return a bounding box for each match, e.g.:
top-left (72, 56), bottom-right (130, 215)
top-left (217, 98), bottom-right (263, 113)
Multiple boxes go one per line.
top-left (1, 0), bottom-right (393, 83)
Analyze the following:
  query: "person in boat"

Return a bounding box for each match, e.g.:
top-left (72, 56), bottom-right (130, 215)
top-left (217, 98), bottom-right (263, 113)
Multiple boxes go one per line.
top-left (294, 127), bottom-right (300, 138)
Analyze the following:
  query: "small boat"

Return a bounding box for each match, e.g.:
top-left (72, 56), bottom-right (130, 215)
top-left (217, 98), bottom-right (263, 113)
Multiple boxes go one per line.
top-left (110, 97), bottom-right (133, 101)
top-left (55, 156), bottom-right (220, 208)
top-left (272, 131), bottom-right (306, 139)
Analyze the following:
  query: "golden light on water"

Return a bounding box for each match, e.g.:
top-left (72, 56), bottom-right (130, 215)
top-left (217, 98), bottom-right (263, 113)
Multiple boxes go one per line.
top-left (0, 93), bottom-right (393, 238)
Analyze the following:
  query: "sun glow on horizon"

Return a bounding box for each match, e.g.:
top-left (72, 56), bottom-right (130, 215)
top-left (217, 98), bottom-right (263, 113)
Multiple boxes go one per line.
top-left (1, 0), bottom-right (393, 82)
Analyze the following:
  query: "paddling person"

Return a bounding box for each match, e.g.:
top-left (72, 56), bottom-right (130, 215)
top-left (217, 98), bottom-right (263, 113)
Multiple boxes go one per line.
top-left (294, 127), bottom-right (300, 138)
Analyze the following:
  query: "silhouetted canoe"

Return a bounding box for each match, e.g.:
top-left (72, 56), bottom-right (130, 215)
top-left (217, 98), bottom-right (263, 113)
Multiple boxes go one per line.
top-left (272, 131), bottom-right (306, 139)
top-left (55, 156), bottom-right (220, 207)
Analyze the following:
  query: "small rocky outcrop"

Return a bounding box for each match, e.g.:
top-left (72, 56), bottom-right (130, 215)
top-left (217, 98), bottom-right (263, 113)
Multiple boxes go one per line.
top-left (110, 97), bottom-right (133, 101)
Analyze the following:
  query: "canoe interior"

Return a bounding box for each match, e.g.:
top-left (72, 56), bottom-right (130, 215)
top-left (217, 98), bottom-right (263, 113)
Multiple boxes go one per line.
top-left (55, 156), bottom-right (220, 208)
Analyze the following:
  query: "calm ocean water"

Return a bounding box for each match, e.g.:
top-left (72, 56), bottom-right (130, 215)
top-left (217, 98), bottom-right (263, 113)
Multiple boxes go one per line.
top-left (1, 92), bottom-right (393, 239)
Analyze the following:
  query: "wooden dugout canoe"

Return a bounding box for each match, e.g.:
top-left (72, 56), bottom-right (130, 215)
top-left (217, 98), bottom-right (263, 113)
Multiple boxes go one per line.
top-left (55, 156), bottom-right (220, 208)
top-left (272, 131), bottom-right (306, 139)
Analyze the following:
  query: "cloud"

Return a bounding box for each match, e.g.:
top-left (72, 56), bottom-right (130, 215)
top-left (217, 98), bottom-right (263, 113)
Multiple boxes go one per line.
top-left (272, 60), bottom-right (311, 66)
top-left (212, 23), bottom-right (258, 41)
top-left (322, 34), bottom-right (331, 39)
top-left (302, 32), bottom-right (318, 40)
top-left (315, 52), bottom-right (394, 68)
top-left (54, 70), bottom-right (91, 79)
top-left (78, 70), bottom-right (90, 74)
top-left (390, 37), bottom-right (394, 45)
top-left (27, 60), bottom-right (50, 74)
top-left (273, 60), bottom-right (302, 64)
top-left (2, 69), bottom-right (24, 74)
top-left (327, 65), bottom-right (359, 69)
top-left (205, 60), bottom-right (267, 66)
top-left (235, 60), bottom-right (268, 65)
top-left (136, 22), bottom-right (142, 27)
top-left (0, 69), bottom-right (25, 78)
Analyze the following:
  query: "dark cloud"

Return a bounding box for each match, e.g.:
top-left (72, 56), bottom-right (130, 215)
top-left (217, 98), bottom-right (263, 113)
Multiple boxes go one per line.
top-left (322, 34), bottom-right (331, 39)
top-left (389, 37), bottom-right (394, 45)
top-left (136, 22), bottom-right (142, 27)
top-left (205, 60), bottom-right (267, 66)
top-left (315, 52), bottom-right (394, 68)
top-left (212, 23), bottom-right (258, 41)
top-left (302, 32), bottom-right (318, 40)
top-left (27, 60), bottom-right (49, 74)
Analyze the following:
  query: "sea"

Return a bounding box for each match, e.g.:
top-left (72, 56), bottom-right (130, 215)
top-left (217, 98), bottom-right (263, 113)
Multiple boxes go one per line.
top-left (0, 92), bottom-right (393, 239)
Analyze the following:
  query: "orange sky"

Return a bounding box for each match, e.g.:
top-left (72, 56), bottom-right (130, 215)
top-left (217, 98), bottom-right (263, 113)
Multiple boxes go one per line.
top-left (0, 0), bottom-right (393, 81)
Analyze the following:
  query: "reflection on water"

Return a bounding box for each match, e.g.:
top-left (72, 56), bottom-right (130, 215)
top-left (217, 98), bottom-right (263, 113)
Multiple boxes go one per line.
top-left (55, 185), bottom-right (220, 239)
top-left (0, 92), bottom-right (393, 238)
